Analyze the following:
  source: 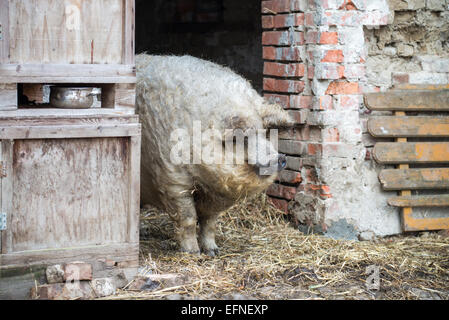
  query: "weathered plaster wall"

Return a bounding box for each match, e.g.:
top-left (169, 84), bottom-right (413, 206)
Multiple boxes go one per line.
top-left (365, 0), bottom-right (449, 91)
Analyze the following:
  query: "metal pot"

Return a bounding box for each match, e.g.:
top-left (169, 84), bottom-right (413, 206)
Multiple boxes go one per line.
top-left (50, 87), bottom-right (100, 109)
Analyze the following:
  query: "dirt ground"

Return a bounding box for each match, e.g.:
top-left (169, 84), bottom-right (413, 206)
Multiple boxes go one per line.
top-left (107, 194), bottom-right (449, 300)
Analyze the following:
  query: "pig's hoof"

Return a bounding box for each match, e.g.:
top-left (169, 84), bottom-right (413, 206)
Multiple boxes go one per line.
top-left (202, 248), bottom-right (220, 257)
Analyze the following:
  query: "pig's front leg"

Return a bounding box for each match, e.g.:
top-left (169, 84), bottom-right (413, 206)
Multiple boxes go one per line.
top-left (198, 212), bottom-right (219, 257)
top-left (173, 196), bottom-right (200, 254)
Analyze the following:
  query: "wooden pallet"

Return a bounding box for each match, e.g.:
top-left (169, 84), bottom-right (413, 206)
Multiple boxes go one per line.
top-left (365, 86), bottom-right (449, 231)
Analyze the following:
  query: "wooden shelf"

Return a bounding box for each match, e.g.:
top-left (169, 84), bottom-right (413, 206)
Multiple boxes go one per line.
top-left (0, 107), bottom-right (135, 119)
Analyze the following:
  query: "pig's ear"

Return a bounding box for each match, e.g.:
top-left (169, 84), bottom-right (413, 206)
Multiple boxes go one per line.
top-left (258, 102), bottom-right (294, 128)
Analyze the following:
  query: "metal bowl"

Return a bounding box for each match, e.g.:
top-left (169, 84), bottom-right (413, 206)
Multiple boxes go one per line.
top-left (50, 87), bottom-right (100, 109)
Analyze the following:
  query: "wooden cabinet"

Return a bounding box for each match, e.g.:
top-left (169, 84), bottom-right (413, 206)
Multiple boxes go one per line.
top-left (0, 0), bottom-right (140, 299)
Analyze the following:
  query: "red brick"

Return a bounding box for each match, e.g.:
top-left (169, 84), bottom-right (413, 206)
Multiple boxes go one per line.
top-left (307, 143), bottom-right (322, 156)
top-left (277, 47), bottom-right (302, 61)
top-left (319, 32), bottom-right (338, 44)
top-left (305, 31), bottom-right (318, 44)
top-left (264, 93), bottom-right (290, 108)
top-left (262, 31), bottom-right (289, 45)
top-left (320, 185), bottom-right (332, 199)
top-left (317, 95), bottom-right (333, 110)
top-left (279, 127), bottom-right (310, 140)
top-left (316, 64), bottom-right (345, 80)
top-left (305, 12), bottom-right (315, 26)
top-left (64, 262), bottom-right (93, 281)
top-left (262, 0), bottom-right (292, 14)
top-left (264, 78), bottom-right (305, 93)
top-left (264, 62), bottom-right (305, 77)
top-left (263, 46), bottom-right (276, 60)
top-left (262, 15), bottom-right (274, 29)
top-left (288, 110), bottom-right (308, 124)
top-left (262, 31), bottom-right (303, 46)
top-left (326, 81), bottom-right (360, 95)
top-left (266, 184), bottom-right (297, 200)
top-left (321, 50), bottom-right (344, 63)
top-left (290, 95), bottom-right (313, 109)
top-left (276, 170), bottom-right (303, 184)
top-left (273, 13), bottom-right (304, 28)
top-left (268, 197), bottom-right (289, 214)
top-left (264, 47), bottom-right (303, 62)
top-left (308, 66), bottom-right (314, 80)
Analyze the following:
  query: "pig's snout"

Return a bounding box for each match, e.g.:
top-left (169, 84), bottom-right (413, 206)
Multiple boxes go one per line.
top-left (256, 153), bottom-right (287, 176)
top-left (277, 154), bottom-right (287, 171)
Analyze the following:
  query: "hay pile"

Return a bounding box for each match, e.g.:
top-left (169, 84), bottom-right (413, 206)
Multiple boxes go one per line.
top-left (109, 194), bottom-right (449, 300)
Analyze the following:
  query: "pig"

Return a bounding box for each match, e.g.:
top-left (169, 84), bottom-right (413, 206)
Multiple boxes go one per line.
top-left (136, 54), bottom-right (293, 255)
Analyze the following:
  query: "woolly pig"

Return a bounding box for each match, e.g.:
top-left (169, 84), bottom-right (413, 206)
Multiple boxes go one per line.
top-left (136, 54), bottom-right (292, 255)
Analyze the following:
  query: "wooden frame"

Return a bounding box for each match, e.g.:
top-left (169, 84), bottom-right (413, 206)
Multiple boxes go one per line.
top-left (0, 0), bottom-right (136, 111)
top-left (0, 115), bottom-right (141, 299)
top-left (367, 89), bottom-right (449, 232)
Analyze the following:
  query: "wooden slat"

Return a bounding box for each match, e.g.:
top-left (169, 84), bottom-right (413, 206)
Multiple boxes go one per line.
top-left (379, 168), bottom-right (449, 190)
top-left (122, 0), bottom-right (135, 65)
top-left (1, 140), bottom-right (13, 254)
top-left (368, 116), bottom-right (449, 138)
top-left (373, 142), bottom-right (449, 164)
top-left (0, 108), bottom-right (135, 119)
top-left (0, 64), bottom-right (136, 83)
top-left (364, 90), bottom-right (449, 111)
top-left (394, 84), bottom-right (449, 91)
top-left (388, 195), bottom-right (449, 207)
top-left (0, 124), bottom-right (141, 140)
top-left (0, 0), bottom-right (10, 63)
top-left (402, 214), bottom-right (449, 231)
top-left (0, 83), bottom-right (17, 111)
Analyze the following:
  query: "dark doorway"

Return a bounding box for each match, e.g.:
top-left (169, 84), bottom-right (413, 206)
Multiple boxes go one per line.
top-left (135, 0), bottom-right (263, 92)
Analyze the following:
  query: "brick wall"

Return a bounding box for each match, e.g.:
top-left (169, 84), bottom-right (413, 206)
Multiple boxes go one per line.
top-left (262, 0), bottom-right (403, 238)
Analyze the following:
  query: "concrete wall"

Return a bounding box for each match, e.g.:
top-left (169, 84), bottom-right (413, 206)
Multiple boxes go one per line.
top-left (135, 0), bottom-right (264, 92)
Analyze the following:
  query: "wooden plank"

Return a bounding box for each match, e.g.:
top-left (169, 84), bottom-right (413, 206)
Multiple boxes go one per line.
top-left (0, 0), bottom-right (10, 63)
top-left (395, 111), bottom-right (414, 232)
top-left (0, 124), bottom-right (141, 139)
top-left (1, 140), bottom-right (13, 254)
top-left (0, 114), bottom-right (139, 126)
top-left (364, 90), bottom-right (449, 111)
top-left (8, 0), bottom-right (123, 64)
top-left (128, 135), bottom-right (141, 243)
top-left (388, 195), bottom-right (449, 207)
top-left (0, 64), bottom-right (136, 83)
top-left (373, 142), bottom-right (449, 164)
top-left (402, 214), bottom-right (449, 232)
top-left (394, 84), bottom-right (449, 91)
top-left (9, 138), bottom-right (132, 252)
top-left (0, 243), bottom-right (138, 272)
top-left (368, 116), bottom-right (449, 138)
top-left (0, 83), bottom-right (17, 111)
top-left (379, 168), bottom-right (449, 190)
top-left (122, 0), bottom-right (135, 65)
top-left (0, 108), bottom-right (135, 118)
